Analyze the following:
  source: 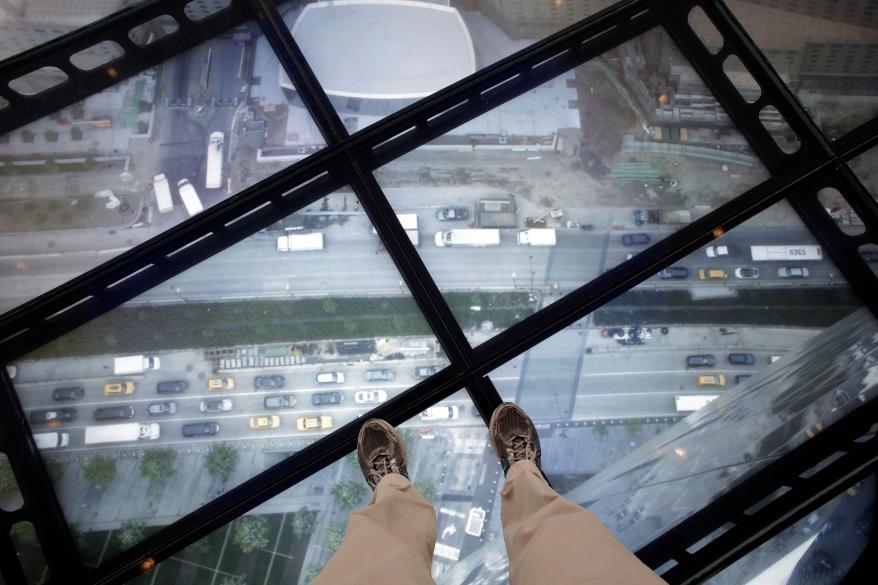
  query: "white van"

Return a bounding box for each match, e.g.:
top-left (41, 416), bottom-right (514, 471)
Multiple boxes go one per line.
top-left (316, 372), bottom-right (345, 384)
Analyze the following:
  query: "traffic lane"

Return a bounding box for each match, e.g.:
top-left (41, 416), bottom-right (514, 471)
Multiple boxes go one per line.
top-left (582, 347), bottom-right (778, 375)
top-left (571, 392), bottom-right (681, 419)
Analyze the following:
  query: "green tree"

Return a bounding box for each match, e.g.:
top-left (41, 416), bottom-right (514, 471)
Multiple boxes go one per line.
top-left (414, 480), bottom-right (438, 504)
top-left (83, 456), bottom-right (116, 486)
top-left (343, 452), bottom-right (359, 470)
top-left (140, 448), bottom-right (176, 484)
top-left (324, 523), bottom-right (345, 552)
top-left (115, 521), bottom-right (145, 548)
top-left (10, 522), bottom-right (37, 546)
top-left (626, 421), bottom-right (642, 436)
top-left (204, 443), bottom-right (238, 482)
top-left (184, 537), bottom-right (210, 557)
top-left (232, 516), bottom-right (269, 554)
top-left (45, 458), bottom-right (65, 485)
top-left (219, 576), bottom-right (245, 585)
top-left (331, 480), bottom-right (367, 511)
top-left (290, 507), bottom-right (318, 539)
top-left (592, 424), bottom-right (609, 438)
top-left (322, 299), bottom-right (338, 314)
top-left (303, 566), bottom-right (322, 585)
top-left (0, 456), bottom-right (18, 495)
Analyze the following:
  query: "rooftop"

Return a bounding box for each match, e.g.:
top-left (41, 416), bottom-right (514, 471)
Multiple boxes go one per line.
top-left (282, 0), bottom-right (476, 100)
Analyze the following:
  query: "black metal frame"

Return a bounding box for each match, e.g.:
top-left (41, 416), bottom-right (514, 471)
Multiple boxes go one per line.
top-left (0, 0), bottom-right (877, 583)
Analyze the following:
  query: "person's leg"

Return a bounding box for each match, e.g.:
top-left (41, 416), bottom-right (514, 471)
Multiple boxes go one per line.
top-left (313, 420), bottom-right (436, 585)
top-left (490, 404), bottom-right (667, 585)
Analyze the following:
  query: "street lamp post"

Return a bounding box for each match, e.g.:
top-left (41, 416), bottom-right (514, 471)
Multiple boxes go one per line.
top-left (511, 272), bottom-right (517, 290)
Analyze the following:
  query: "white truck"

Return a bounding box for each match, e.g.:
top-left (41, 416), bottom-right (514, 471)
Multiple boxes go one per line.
top-left (113, 355), bottom-right (161, 375)
top-left (276, 232), bottom-right (324, 251)
top-left (33, 431), bottom-right (69, 450)
top-left (750, 245), bottom-right (822, 262)
top-left (205, 131), bottom-right (224, 189)
top-left (372, 213), bottom-right (419, 246)
top-left (675, 395), bottom-right (719, 413)
top-left (177, 179), bottom-right (204, 217)
top-left (84, 423), bottom-right (160, 445)
top-left (517, 229), bottom-right (556, 247)
top-left (434, 229), bottom-right (500, 247)
top-left (153, 173), bottom-right (173, 214)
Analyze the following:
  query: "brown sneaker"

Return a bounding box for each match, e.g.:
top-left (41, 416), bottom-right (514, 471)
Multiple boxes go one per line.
top-left (357, 419), bottom-right (409, 490)
top-left (489, 403), bottom-right (542, 474)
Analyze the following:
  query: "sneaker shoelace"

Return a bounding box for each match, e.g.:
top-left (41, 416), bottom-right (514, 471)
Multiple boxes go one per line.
top-left (367, 448), bottom-right (400, 485)
top-left (505, 433), bottom-right (533, 464)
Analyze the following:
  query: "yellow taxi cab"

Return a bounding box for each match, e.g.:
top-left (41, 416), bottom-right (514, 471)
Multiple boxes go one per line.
top-left (249, 415), bottom-right (281, 429)
top-left (698, 268), bottom-right (727, 280)
top-left (104, 381), bottom-right (135, 395)
top-left (698, 374), bottom-right (727, 387)
top-left (207, 377), bottom-right (235, 391)
top-left (297, 415), bottom-right (333, 431)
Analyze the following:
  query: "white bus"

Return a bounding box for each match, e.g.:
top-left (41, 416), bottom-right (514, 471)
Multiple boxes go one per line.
top-left (750, 245), bottom-right (822, 262)
top-left (205, 131), bottom-right (224, 189)
top-left (675, 395), bottom-right (720, 413)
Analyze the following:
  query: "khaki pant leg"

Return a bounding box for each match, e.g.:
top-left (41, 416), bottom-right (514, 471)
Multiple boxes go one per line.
top-left (313, 473), bottom-right (437, 585)
top-left (502, 460), bottom-right (667, 585)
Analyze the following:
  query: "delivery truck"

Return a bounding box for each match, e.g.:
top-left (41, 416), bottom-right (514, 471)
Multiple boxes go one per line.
top-left (84, 423), bottom-right (160, 445)
top-left (276, 232), bottom-right (324, 251)
top-left (434, 229), bottom-right (500, 247)
top-left (153, 173), bottom-right (173, 214)
top-left (113, 355), bottom-right (161, 375)
top-left (205, 131), bottom-right (224, 189)
top-left (517, 229), bottom-right (557, 246)
top-left (750, 245), bottom-right (822, 262)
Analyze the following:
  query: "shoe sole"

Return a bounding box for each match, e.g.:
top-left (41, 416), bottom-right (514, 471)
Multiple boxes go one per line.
top-left (357, 418), bottom-right (408, 475)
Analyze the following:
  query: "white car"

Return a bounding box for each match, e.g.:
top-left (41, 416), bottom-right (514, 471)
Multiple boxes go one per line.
top-left (316, 371), bottom-right (345, 384)
top-left (420, 405), bottom-right (459, 421)
top-left (777, 266), bottom-right (810, 278)
top-left (734, 266), bottom-right (759, 279)
top-left (705, 245), bottom-right (736, 258)
top-left (355, 390), bottom-right (388, 404)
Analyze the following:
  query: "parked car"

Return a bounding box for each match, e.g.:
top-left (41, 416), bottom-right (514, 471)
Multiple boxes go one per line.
top-left (157, 380), bottom-right (188, 394)
top-left (621, 233), bottom-right (650, 246)
top-left (728, 353), bottom-right (755, 365)
top-left (199, 398), bottom-right (233, 413)
top-left (414, 365), bottom-right (441, 379)
top-left (734, 266), bottom-right (759, 279)
top-left (686, 354), bottom-right (716, 368)
top-left (436, 207), bottom-right (470, 221)
top-left (249, 415), bottom-right (281, 429)
top-left (104, 381), bottom-right (134, 396)
top-left (355, 390), bottom-right (388, 404)
top-left (420, 405), bottom-right (459, 421)
top-left (698, 374), bottom-right (727, 387)
top-left (777, 266), bottom-right (810, 278)
top-left (94, 405), bottom-right (135, 421)
top-left (316, 371), bottom-right (345, 384)
top-left (207, 377), bottom-right (235, 391)
top-left (182, 422), bottom-right (220, 437)
top-left (705, 245), bottom-right (738, 258)
top-left (297, 415), bottom-right (333, 431)
top-left (735, 374), bottom-right (753, 385)
top-left (659, 266), bottom-right (688, 279)
top-left (29, 408), bottom-right (76, 424)
top-left (264, 394), bottom-right (297, 409)
top-left (254, 375), bottom-right (285, 390)
top-left (148, 401), bottom-right (177, 416)
top-left (698, 268), bottom-right (727, 280)
top-left (52, 386), bottom-right (84, 401)
top-left (312, 391), bottom-right (344, 406)
top-left (364, 369), bottom-right (395, 382)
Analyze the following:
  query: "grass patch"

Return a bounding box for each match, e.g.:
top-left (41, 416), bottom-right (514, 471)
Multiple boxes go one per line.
top-left (594, 288), bottom-right (861, 327)
top-left (30, 293), bottom-right (536, 359)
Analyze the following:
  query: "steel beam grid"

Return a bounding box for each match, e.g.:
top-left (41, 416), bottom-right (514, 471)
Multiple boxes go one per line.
top-left (0, 0), bottom-right (876, 583)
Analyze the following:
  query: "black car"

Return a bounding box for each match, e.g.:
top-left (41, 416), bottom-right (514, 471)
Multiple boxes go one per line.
top-left (728, 353), bottom-right (755, 365)
top-left (312, 391), bottom-right (344, 406)
top-left (659, 266), bottom-right (688, 279)
top-left (157, 380), bottom-right (188, 394)
top-left (52, 386), bottom-right (84, 401)
top-left (94, 406), bottom-right (135, 421)
top-left (436, 207), bottom-right (470, 221)
top-left (29, 408), bottom-right (76, 424)
top-left (686, 354), bottom-right (716, 368)
top-left (414, 365), bottom-right (441, 379)
top-left (254, 375), bottom-right (285, 390)
top-left (147, 401), bottom-right (177, 416)
top-left (182, 422), bottom-right (220, 437)
top-left (735, 374), bottom-right (753, 385)
top-left (622, 233), bottom-right (650, 246)
top-left (264, 394), bottom-right (297, 409)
